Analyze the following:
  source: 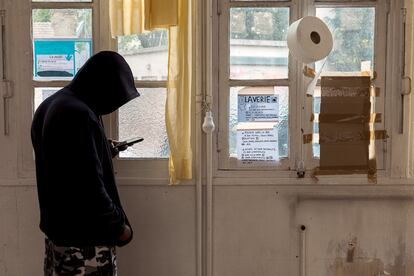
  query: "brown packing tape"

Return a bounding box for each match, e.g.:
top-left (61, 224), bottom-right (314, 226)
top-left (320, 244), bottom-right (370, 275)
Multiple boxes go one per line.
top-left (314, 166), bottom-right (370, 173)
top-left (302, 130), bottom-right (389, 144)
top-left (311, 167), bottom-right (369, 180)
top-left (311, 162), bottom-right (377, 179)
top-left (368, 157), bottom-right (377, 184)
top-left (311, 159), bottom-right (377, 182)
top-left (303, 66), bottom-right (316, 78)
top-left (321, 76), bottom-right (372, 88)
top-left (303, 134), bottom-right (312, 144)
top-left (320, 87), bottom-right (380, 97)
top-left (369, 130), bottom-right (389, 140)
top-left (311, 113), bottom-right (382, 123)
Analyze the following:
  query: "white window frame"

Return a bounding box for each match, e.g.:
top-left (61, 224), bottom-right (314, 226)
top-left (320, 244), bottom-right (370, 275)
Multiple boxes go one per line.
top-left (99, 14), bottom-right (171, 183)
top-left (16, 0), bottom-right (175, 184)
top-left (216, 0), bottom-right (297, 174)
top-left (18, 0), bottom-right (100, 178)
top-left (213, 0), bottom-right (408, 182)
top-left (303, 0), bottom-right (389, 171)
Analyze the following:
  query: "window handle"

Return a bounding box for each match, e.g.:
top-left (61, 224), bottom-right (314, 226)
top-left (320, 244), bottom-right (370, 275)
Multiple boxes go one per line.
top-left (400, 76), bottom-right (412, 134)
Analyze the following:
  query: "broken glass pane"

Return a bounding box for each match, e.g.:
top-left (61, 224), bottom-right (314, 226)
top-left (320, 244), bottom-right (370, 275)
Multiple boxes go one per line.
top-left (118, 88), bottom-right (169, 159)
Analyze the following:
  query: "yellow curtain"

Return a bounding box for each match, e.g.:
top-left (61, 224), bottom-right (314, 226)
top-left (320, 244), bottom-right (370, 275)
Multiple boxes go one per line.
top-left (165, 0), bottom-right (192, 184)
top-left (109, 0), bottom-right (192, 184)
top-left (109, 0), bottom-right (144, 36)
top-left (144, 0), bottom-right (178, 30)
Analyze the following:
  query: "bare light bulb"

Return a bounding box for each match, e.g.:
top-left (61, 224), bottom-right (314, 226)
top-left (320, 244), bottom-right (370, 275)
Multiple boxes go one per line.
top-left (202, 111), bottom-right (215, 134)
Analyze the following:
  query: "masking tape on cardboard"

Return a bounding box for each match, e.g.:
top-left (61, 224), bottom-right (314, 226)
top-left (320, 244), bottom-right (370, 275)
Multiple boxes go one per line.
top-left (320, 87), bottom-right (380, 97)
top-left (307, 86), bottom-right (380, 98)
top-left (303, 130), bottom-right (388, 144)
top-left (311, 159), bottom-right (377, 182)
top-left (311, 113), bottom-right (382, 123)
top-left (303, 66), bottom-right (316, 78)
top-left (312, 165), bottom-right (376, 177)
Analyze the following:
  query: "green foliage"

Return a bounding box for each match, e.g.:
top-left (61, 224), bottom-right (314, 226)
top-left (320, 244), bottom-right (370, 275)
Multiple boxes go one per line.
top-left (75, 9), bottom-right (92, 38)
top-left (230, 8), bottom-right (289, 41)
top-left (323, 8), bottom-right (375, 72)
top-left (118, 30), bottom-right (168, 54)
top-left (33, 9), bottom-right (52, 23)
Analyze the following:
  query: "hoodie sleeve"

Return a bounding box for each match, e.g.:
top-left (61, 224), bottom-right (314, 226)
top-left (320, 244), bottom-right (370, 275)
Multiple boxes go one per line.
top-left (45, 108), bottom-right (127, 241)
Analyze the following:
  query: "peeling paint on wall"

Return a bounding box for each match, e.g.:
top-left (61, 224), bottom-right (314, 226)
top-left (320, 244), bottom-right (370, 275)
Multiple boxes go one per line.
top-left (331, 258), bottom-right (414, 276)
top-left (332, 258), bottom-right (386, 276)
top-left (327, 236), bottom-right (414, 276)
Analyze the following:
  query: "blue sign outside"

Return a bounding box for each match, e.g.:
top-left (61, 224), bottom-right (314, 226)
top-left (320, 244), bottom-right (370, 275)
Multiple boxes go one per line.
top-left (34, 39), bottom-right (92, 79)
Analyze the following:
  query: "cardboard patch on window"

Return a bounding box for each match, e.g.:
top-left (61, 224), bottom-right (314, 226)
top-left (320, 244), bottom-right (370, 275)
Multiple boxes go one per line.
top-left (309, 76), bottom-right (387, 181)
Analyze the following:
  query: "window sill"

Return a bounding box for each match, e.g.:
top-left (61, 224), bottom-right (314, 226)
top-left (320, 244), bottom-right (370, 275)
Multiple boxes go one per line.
top-left (213, 171), bottom-right (414, 185)
top-left (212, 175), bottom-right (414, 198)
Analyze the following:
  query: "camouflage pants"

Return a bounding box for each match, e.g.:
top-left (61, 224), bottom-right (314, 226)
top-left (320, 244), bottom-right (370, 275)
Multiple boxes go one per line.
top-left (44, 238), bottom-right (117, 276)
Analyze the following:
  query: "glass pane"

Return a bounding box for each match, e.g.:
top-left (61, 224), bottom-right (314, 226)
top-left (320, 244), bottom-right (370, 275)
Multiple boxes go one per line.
top-left (34, 87), bottom-right (60, 112)
top-left (316, 7), bottom-right (375, 74)
top-left (32, 9), bottom-right (92, 80)
top-left (118, 30), bottom-right (168, 81)
top-left (118, 88), bottom-right (169, 159)
top-left (230, 8), bottom-right (289, 80)
top-left (312, 94), bottom-right (321, 158)
top-left (229, 86), bottom-right (288, 161)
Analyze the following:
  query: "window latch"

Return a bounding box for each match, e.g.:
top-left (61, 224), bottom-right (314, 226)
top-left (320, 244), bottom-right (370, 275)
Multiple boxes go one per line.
top-left (297, 160), bottom-right (305, 178)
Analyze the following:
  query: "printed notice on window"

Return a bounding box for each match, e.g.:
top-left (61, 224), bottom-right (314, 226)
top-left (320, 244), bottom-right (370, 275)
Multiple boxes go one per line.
top-left (238, 94), bottom-right (279, 122)
top-left (238, 87), bottom-right (279, 122)
top-left (37, 55), bottom-right (74, 77)
top-left (237, 122), bottom-right (279, 166)
top-left (34, 40), bottom-right (92, 80)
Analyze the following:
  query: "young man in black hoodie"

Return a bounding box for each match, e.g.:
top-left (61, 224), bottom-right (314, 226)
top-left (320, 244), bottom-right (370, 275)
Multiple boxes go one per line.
top-left (31, 51), bottom-right (139, 275)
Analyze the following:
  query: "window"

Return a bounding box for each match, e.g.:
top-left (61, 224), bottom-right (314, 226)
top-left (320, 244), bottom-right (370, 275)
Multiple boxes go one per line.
top-left (17, 0), bottom-right (170, 180)
top-left (218, 3), bottom-right (292, 171)
top-left (16, 0), bottom-right (98, 175)
top-left (12, 0), bottom-right (407, 181)
top-left (115, 31), bottom-right (169, 160)
top-left (215, 0), bottom-right (391, 176)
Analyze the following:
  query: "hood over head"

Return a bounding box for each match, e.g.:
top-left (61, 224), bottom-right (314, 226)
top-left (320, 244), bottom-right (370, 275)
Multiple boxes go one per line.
top-left (67, 51), bottom-right (139, 115)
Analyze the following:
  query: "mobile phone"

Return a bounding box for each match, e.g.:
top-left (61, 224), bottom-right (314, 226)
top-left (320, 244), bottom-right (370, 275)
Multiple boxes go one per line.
top-left (114, 137), bottom-right (144, 149)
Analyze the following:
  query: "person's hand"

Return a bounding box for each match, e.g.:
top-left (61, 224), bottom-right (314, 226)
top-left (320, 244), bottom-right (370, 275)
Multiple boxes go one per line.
top-left (118, 225), bottom-right (132, 242)
top-left (109, 139), bottom-right (128, 158)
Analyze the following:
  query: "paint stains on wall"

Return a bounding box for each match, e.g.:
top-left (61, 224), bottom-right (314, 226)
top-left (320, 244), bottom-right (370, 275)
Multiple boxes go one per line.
top-left (328, 236), bottom-right (414, 276)
top-left (332, 258), bottom-right (386, 276)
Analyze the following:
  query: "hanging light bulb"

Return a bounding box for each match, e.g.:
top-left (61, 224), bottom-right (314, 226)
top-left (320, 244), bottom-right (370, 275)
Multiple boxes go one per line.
top-left (202, 111), bottom-right (215, 134)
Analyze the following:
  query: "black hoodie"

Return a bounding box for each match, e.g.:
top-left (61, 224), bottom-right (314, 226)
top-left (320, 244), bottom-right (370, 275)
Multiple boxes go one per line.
top-left (31, 51), bottom-right (139, 247)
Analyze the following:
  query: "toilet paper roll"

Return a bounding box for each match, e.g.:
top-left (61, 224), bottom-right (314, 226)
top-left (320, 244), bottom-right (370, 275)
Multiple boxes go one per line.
top-left (287, 16), bottom-right (333, 64)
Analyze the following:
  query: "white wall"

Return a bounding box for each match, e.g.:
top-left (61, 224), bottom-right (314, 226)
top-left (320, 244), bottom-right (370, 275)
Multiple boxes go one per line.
top-left (1, 182), bottom-right (414, 275)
